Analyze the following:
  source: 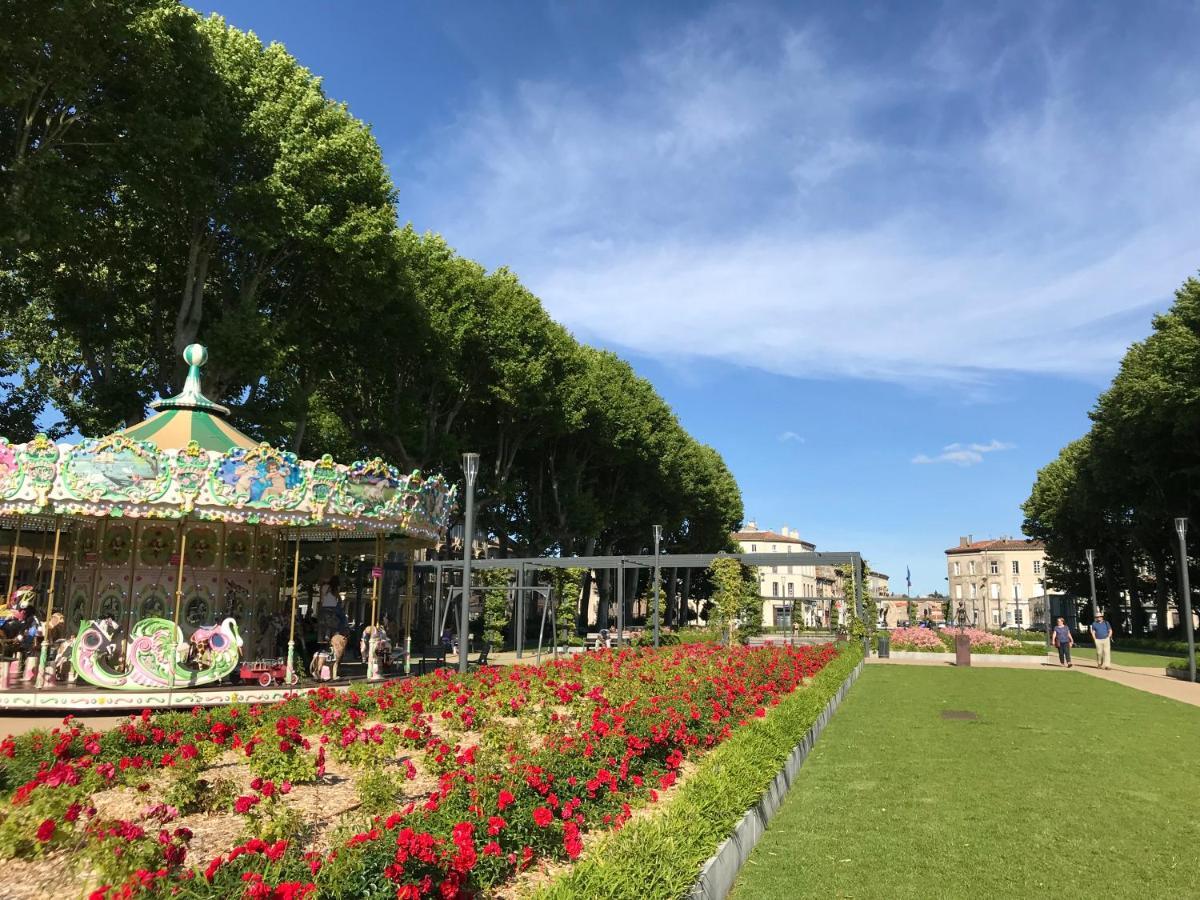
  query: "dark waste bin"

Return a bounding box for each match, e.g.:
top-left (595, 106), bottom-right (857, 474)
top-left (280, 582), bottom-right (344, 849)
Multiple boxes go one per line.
top-left (954, 632), bottom-right (971, 666)
top-left (876, 634), bottom-right (890, 658)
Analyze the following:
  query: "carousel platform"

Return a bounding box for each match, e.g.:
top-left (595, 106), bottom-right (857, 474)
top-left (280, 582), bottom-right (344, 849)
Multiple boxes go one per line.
top-left (0, 663), bottom-right (382, 712)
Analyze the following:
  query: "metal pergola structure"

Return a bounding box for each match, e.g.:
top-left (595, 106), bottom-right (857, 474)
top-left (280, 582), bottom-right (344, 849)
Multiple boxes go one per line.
top-left (415, 550), bottom-right (866, 656)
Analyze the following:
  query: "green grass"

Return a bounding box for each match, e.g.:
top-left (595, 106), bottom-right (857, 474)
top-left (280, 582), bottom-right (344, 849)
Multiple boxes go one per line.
top-left (731, 666), bottom-right (1200, 900)
top-left (1066, 646), bottom-right (1185, 668)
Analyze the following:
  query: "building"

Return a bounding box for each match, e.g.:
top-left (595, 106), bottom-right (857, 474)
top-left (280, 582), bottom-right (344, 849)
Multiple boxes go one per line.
top-left (868, 571), bottom-right (890, 597)
top-left (731, 523), bottom-right (821, 628)
top-left (945, 536), bottom-right (1049, 628)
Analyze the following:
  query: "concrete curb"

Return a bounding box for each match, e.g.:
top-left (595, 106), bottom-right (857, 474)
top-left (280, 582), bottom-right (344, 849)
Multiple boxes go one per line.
top-left (689, 659), bottom-right (864, 900)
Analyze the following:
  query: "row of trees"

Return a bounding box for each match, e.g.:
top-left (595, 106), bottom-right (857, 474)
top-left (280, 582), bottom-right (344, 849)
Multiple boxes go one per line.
top-left (0, 2), bottom-right (743, 565)
top-left (1023, 275), bottom-right (1200, 636)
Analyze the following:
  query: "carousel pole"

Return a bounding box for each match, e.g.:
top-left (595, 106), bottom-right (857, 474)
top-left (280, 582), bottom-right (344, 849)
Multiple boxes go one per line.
top-left (367, 533), bottom-right (382, 680)
top-left (122, 519), bottom-right (141, 667)
top-left (248, 525), bottom-right (259, 652)
top-left (403, 550), bottom-right (415, 675)
top-left (168, 520), bottom-right (189, 696)
top-left (34, 516), bottom-right (62, 689)
top-left (286, 529), bottom-right (301, 685)
top-left (5, 515), bottom-right (21, 602)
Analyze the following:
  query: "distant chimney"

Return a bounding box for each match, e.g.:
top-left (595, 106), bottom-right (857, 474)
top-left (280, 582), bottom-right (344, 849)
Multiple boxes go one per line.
top-left (959, 536), bottom-right (970, 548)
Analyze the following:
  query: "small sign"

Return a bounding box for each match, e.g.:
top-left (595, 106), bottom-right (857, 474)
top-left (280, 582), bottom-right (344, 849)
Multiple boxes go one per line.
top-left (372, 566), bottom-right (383, 579)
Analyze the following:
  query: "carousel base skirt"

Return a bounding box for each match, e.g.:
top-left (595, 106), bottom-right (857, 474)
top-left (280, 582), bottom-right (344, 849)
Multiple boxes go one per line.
top-left (0, 665), bottom-right (379, 711)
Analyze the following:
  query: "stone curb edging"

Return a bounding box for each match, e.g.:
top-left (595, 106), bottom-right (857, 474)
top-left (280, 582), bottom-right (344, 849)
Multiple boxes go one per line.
top-left (689, 659), bottom-right (864, 900)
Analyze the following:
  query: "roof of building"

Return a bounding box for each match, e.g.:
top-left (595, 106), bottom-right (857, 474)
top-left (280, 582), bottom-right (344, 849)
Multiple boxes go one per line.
top-left (731, 529), bottom-right (816, 548)
top-left (945, 538), bottom-right (1045, 555)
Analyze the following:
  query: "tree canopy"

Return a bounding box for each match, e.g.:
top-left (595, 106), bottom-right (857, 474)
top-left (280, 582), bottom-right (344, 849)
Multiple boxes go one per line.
top-left (1023, 275), bottom-right (1200, 635)
top-left (0, 1), bottom-right (743, 561)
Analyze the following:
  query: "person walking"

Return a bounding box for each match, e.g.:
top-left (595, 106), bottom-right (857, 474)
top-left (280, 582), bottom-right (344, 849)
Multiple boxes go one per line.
top-left (1090, 611), bottom-right (1113, 670)
top-left (1052, 616), bottom-right (1074, 668)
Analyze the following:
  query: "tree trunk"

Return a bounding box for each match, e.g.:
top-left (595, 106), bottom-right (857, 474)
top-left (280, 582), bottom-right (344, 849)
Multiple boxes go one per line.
top-left (1154, 553), bottom-right (1170, 639)
top-left (1120, 548), bottom-right (1143, 636)
top-left (682, 568), bottom-right (693, 624)
top-left (577, 569), bottom-right (593, 636)
top-left (1104, 558), bottom-right (1124, 633)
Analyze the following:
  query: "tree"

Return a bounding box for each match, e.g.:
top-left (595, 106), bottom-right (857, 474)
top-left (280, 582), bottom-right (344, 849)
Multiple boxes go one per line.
top-left (477, 569), bottom-right (512, 649)
top-left (709, 557), bottom-right (752, 645)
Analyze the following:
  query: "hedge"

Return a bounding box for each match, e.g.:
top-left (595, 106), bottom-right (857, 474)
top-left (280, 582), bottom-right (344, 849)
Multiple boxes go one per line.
top-left (534, 642), bottom-right (864, 900)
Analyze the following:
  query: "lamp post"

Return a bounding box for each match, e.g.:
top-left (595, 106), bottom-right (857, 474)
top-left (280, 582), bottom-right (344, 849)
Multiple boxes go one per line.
top-left (1173, 518), bottom-right (1197, 683)
top-left (459, 453), bottom-right (479, 674)
top-left (652, 525), bottom-right (662, 648)
top-left (1042, 577), bottom-right (1052, 649)
top-left (1085, 548), bottom-right (1099, 620)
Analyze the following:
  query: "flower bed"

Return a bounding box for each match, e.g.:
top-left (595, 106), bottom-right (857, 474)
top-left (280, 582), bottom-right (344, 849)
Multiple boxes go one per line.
top-left (0, 642), bottom-right (844, 899)
top-left (887, 628), bottom-right (1045, 656)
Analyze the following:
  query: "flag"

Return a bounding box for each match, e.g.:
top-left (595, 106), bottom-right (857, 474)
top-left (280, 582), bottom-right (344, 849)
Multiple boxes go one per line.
top-left (906, 566), bottom-right (911, 594)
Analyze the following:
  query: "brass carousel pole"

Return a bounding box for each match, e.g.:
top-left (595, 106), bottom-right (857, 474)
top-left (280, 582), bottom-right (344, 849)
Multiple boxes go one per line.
top-left (168, 520), bottom-right (189, 696)
top-left (285, 529), bottom-right (301, 684)
top-left (368, 533), bottom-right (381, 680)
top-left (34, 516), bottom-right (62, 689)
top-left (404, 549), bottom-right (415, 675)
top-left (88, 520), bottom-right (107, 622)
top-left (248, 525), bottom-right (259, 654)
top-left (4, 515), bottom-right (21, 602)
top-left (122, 519), bottom-right (141, 667)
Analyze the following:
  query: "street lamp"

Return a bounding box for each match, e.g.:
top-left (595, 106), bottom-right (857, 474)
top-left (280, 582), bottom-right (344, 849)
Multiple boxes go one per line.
top-left (1174, 518), bottom-right (1197, 683)
top-left (1085, 548), bottom-right (1098, 620)
top-left (652, 525), bottom-right (662, 648)
top-left (459, 453), bottom-right (479, 674)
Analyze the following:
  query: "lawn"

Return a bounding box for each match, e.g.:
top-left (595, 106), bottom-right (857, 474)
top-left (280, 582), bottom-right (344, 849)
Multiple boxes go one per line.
top-left (731, 666), bottom-right (1200, 900)
top-left (1066, 646), bottom-right (1185, 668)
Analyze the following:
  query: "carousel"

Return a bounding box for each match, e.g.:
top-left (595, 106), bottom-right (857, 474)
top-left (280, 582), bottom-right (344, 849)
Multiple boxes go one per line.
top-left (0, 345), bottom-right (455, 710)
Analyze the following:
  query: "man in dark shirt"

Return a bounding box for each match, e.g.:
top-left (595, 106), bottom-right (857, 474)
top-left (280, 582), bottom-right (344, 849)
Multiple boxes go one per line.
top-left (1090, 612), bottom-right (1113, 670)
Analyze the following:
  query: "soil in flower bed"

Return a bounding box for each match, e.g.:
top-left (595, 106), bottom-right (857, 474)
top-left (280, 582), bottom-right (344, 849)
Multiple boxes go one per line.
top-left (0, 642), bottom-right (842, 899)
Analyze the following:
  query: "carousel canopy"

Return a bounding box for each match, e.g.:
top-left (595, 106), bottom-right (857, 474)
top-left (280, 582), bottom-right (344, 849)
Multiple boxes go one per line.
top-left (0, 345), bottom-right (456, 541)
top-left (121, 345), bottom-right (258, 453)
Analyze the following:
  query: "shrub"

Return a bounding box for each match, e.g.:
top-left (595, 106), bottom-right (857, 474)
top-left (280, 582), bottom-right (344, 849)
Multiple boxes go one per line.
top-left (889, 627), bottom-right (945, 652)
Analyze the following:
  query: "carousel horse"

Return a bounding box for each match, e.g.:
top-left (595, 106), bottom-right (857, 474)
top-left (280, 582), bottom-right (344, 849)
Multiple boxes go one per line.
top-left (72, 616), bottom-right (242, 690)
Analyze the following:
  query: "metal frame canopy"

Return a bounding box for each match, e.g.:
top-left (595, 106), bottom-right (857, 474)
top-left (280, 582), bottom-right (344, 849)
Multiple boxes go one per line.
top-left (0, 344), bottom-right (457, 693)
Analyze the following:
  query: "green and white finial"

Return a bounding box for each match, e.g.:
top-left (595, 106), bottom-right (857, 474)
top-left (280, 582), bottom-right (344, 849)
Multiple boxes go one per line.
top-left (149, 343), bottom-right (231, 415)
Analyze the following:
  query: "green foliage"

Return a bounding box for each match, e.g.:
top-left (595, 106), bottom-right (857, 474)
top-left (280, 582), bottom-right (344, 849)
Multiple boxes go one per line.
top-left (163, 766), bottom-right (238, 816)
top-left (477, 568), bottom-right (512, 648)
top-left (536, 645), bottom-right (863, 900)
top-left (906, 599), bottom-right (918, 623)
top-left (355, 770), bottom-right (406, 815)
top-left (708, 557), bottom-right (752, 645)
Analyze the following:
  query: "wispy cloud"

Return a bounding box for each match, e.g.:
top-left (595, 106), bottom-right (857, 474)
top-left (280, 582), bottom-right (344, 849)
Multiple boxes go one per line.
top-left (778, 431), bottom-right (805, 444)
top-left (402, 3), bottom-right (1200, 387)
top-left (912, 440), bottom-right (1015, 467)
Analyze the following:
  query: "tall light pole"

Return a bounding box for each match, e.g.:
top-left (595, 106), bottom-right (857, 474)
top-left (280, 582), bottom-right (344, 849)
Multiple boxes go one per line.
top-left (1174, 518), bottom-right (1196, 683)
top-left (1085, 548), bottom-right (1099, 620)
top-left (459, 453), bottom-right (479, 674)
top-left (653, 525), bottom-right (662, 648)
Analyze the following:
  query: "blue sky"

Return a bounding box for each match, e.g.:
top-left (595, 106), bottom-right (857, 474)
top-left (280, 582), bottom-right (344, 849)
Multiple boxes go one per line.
top-left (198, 0), bottom-right (1200, 594)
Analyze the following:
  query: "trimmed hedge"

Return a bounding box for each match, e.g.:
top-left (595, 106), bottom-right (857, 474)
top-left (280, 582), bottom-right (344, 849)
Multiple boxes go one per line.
top-left (534, 642), bottom-right (864, 900)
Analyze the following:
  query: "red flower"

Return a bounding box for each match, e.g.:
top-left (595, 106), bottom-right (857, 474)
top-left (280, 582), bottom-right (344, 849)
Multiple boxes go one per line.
top-left (532, 807), bottom-right (553, 827)
top-left (234, 795), bottom-right (260, 814)
top-left (563, 821), bottom-right (583, 859)
top-left (486, 815), bottom-right (506, 836)
top-left (497, 790), bottom-right (515, 811)
top-left (35, 818), bottom-right (56, 842)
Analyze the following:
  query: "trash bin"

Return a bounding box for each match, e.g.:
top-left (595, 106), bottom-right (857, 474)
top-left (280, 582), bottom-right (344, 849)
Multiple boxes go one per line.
top-left (954, 632), bottom-right (971, 666)
top-left (877, 634), bottom-right (890, 658)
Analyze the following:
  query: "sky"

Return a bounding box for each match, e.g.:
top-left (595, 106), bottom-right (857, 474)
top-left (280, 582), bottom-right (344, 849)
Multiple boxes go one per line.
top-left (198, 0), bottom-right (1200, 594)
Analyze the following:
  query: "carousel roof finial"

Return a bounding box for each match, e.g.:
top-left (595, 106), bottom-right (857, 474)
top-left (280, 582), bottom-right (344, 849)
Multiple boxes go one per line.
top-left (150, 343), bottom-right (230, 415)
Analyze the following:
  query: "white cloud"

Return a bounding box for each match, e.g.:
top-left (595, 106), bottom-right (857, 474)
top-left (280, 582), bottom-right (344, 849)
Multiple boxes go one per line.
top-left (400, 4), bottom-right (1200, 387)
top-left (912, 439), bottom-right (1015, 467)
top-left (778, 431), bottom-right (805, 444)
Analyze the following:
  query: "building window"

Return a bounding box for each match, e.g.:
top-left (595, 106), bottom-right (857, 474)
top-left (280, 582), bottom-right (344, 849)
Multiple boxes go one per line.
top-left (969, 560), bottom-right (976, 575)
top-left (1012, 560), bottom-right (1020, 575)
top-left (788, 583), bottom-right (794, 597)
top-left (990, 560), bottom-right (999, 575)
top-left (991, 583), bottom-right (1000, 600)
top-left (771, 566), bottom-right (777, 573)
top-left (751, 544), bottom-right (756, 552)
top-left (953, 561), bottom-right (960, 575)
top-left (772, 582), bottom-right (779, 597)
top-left (955, 584), bottom-right (963, 600)
top-left (1013, 583), bottom-right (1021, 600)
top-left (970, 583), bottom-right (977, 599)
top-left (772, 544), bottom-right (776, 552)
top-left (773, 605), bottom-right (791, 628)
top-left (993, 610), bottom-right (1000, 625)
top-left (1033, 560), bottom-right (1042, 575)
